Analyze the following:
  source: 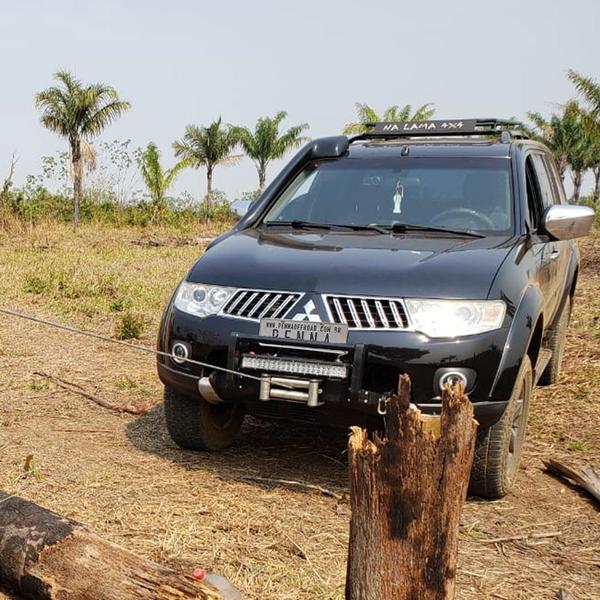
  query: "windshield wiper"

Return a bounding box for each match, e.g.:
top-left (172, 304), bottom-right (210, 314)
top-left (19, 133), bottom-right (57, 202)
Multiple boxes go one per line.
top-left (319, 223), bottom-right (389, 233)
top-left (263, 220), bottom-right (483, 238)
top-left (263, 221), bottom-right (387, 233)
top-left (263, 220), bottom-right (334, 231)
top-left (376, 223), bottom-right (485, 238)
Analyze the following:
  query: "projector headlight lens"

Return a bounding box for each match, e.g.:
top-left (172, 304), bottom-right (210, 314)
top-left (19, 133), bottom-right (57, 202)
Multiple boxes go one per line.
top-left (404, 299), bottom-right (506, 338)
top-left (174, 282), bottom-right (236, 318)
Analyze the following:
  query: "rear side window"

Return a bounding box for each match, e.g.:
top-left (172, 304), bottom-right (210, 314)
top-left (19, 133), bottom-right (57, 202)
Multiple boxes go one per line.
top-left (543, 155), bottom-right (567, 204)
top-left (531, 154), bottom-right (556, 209)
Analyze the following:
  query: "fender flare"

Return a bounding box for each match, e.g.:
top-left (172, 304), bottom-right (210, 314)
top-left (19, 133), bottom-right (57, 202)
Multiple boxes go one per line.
top-left (551, 248), bottom-right (579, 328)
top-left (489, 285), bottom-right (544, 400)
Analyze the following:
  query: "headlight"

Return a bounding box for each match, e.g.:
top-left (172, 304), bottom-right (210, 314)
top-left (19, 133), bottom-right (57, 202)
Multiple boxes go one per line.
top-left (404, 299), bottom-right (506, 338)
top-left (174, 282), bottom-right (236, 317)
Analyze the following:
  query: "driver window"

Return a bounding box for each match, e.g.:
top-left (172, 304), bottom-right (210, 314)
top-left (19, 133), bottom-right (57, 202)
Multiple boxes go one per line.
top-left (531, 154), bottom-right (556, 209)
top-left (525, 156), bottom-right (542, 231)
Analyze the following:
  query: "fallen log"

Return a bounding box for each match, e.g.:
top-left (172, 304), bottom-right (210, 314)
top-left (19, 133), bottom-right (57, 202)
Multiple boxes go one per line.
top-left (345, 375), bottom-right (477, 600)
top-left (543, 458), bottom-right (600, 506)
top-left (0, 491), bottom-right (227, 600)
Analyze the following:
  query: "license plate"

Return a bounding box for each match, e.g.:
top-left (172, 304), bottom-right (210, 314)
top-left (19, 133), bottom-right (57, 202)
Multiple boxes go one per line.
top-left (259, 318), bottom-right (348, 344)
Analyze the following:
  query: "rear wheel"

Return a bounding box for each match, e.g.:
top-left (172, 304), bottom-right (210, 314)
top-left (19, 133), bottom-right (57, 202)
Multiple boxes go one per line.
top-left (163, 386), bottom-right (244, 451)
top-left (539, 296), bottom-right (571, 386)
top-left (469, 356), bottom-right (533, 499)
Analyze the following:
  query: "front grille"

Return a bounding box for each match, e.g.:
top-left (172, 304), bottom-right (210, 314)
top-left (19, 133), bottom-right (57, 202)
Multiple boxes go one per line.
top-left (222, 289), bottom-right (302, 320)
top-left (325, 295), bottom-right (409, 329)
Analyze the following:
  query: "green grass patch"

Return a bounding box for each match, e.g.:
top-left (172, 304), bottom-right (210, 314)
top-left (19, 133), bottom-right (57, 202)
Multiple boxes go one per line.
top-left (114, 375), bottom-right (139, 390)
top-left (567, 438), bottom-right (591, 452)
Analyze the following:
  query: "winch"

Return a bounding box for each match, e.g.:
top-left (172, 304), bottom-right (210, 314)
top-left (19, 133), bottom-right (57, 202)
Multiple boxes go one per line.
top-left (259, 375), bottom-right (322, 407)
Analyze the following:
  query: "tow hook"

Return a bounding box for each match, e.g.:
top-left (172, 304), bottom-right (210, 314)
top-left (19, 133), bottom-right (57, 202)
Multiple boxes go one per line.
top-left (377, 396), bottom-right (388, 415)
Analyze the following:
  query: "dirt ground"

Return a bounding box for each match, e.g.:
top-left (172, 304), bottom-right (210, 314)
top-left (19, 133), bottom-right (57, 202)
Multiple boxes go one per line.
top-left (0, 226), bottom-right (598, 599)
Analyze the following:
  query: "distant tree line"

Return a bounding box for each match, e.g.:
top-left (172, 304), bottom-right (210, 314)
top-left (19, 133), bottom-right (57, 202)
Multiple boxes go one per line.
top-left (1, 69), bottom-right (599, 228)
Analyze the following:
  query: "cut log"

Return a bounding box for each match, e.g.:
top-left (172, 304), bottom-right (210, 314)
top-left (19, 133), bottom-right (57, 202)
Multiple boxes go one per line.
top-left (0, 491), bottom-right (226, 600)
top-left (543, 458), bottom-right (600, 506)
top-left (345, 375), bottom-right (477, 600)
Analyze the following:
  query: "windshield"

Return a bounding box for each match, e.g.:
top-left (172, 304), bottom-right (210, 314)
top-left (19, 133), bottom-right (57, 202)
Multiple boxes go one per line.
top-left (262, 157), bottom-right (513, 234)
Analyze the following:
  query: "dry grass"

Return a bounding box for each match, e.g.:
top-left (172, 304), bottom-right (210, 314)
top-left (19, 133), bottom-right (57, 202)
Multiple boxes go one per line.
top-left (0, 224), bottom-right (599, 599)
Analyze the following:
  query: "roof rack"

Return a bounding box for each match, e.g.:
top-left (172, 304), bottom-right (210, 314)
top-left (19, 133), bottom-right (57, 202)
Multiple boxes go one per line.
top-left (354, 118), bottom-right (528, 141)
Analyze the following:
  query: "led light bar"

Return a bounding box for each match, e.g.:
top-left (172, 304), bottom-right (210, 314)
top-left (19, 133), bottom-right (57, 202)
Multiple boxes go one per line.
top-left (241, 355), bottom-right (348, 379)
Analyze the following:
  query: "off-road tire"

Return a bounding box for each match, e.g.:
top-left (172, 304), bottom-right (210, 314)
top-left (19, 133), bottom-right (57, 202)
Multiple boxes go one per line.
top-left (163, 386), bottom-right (244, 451)
top-left (469, 356), bottom-right (533, 499)
top-left (539, 296), bottom-right (572, 386)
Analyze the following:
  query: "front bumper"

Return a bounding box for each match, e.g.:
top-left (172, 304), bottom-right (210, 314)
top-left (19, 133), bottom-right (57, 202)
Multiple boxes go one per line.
top-left (158, 309), bottom-right (511, 428)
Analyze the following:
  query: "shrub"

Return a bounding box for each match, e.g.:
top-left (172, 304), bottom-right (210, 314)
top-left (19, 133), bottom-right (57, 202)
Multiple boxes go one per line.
top-left (198, 190), bottom-right (237, 223)
top-left (23, 275), bottom-right (48, 295)
top-left (109, 298), bottom-right (128, 312)
top-left (240, 189), bottom-right (261, 202)
top-left (579, 195), bottom-right (600, 228)
top-left (115, 312), bottom-right (145, 340)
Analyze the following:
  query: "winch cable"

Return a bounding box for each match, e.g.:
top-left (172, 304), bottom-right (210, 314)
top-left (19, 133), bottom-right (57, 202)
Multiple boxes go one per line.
top-left (0, 306), bottom-right (265, 383)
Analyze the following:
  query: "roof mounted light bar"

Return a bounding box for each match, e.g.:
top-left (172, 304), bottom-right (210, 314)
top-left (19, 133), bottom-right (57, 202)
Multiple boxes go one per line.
top-left (357, 118), bottom-right (527, 140)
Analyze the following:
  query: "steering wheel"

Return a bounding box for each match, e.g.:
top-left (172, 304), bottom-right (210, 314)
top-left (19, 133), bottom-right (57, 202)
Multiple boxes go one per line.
top-left (430, 208), bottom-right (495, 230)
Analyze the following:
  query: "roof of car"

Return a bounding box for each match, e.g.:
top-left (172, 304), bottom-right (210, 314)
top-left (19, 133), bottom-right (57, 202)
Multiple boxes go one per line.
top-left (348, 139), bottom-right (513, 159)
top-left (342, 119), bottom-right (546, 159)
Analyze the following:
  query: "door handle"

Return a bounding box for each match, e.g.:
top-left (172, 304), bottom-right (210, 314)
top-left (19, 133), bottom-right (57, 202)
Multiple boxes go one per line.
top-left (549, 248), bottom-right (561, 260)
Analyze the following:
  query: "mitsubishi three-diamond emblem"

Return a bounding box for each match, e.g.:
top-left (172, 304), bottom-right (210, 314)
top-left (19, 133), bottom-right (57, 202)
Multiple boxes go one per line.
top-left (291, 299), bottom-right (322, 322)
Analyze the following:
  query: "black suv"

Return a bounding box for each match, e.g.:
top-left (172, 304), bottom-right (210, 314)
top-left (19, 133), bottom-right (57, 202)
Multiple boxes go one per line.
top-left (157, 119), bottom-right (595, 498)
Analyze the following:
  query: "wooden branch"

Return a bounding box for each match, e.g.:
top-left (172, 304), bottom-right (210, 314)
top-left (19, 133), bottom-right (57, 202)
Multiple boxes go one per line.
top-left (231, 475), bottom-right (345, 500)
top-left (1, 152), bottom-right (18, 196)
top-left (345, 376), bottom-right (477, 600)
top-left (543, 458), bottom-right (600, 506)
top-left (480, 531), bottom-right (562, 544)
top-left (33, 371), bottom-right (150, 415)
top-left (0, 491), bottom-right (228, 600)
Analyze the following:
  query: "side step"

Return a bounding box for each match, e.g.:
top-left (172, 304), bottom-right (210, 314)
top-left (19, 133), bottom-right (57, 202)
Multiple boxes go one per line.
top-left (534, 348), bottom-right (553, 385)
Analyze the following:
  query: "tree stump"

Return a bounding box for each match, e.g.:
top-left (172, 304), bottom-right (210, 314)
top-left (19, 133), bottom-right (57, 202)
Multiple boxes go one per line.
top-left (345, 375), bottom-right (477, 600)
top-left (0, 492), bottom-right (225, 600)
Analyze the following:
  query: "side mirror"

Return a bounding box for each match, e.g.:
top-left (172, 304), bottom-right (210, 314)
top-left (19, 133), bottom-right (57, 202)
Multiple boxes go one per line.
top-left (542, 204), bottom-right (595, 240)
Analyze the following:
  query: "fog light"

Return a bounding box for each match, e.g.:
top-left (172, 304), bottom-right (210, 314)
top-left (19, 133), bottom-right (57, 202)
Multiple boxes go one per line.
top-left (439, 371), bottom-right (468, 390)
top-left (171, 342), bottom-right (189, 365)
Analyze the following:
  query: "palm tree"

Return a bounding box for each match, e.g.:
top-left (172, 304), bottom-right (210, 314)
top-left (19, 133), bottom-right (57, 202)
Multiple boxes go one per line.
top-left (527, 100), bottom-right (597, 201)
top-left (172, 118), bottom-right (239, 213)
top-left (527, 101), bottom-right (582, 179)
top-left (569, 70), bottom-right (600, 119)
top-left (343, 102), bottom-right (435, 135)
top-left (137, 143), bottom-right (188, 220)
top-left (35, 71), bottom-right (130, 227)
top-left (588, 132), bottom-right (600, 204)
top-left (569, 70), bottom-right (600, 204)
top-left (232, 112), bottom-right (309, 192)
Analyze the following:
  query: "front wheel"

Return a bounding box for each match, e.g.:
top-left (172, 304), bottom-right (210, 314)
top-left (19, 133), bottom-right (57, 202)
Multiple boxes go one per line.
top-left (469, 356), bottom-right (533, 499)
top-left (163, 386), bottom-right (245, 451)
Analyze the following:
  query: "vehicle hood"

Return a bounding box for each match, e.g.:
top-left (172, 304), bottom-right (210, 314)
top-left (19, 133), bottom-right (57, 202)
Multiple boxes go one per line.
top-left (187, 229), bottom-right (516, 299)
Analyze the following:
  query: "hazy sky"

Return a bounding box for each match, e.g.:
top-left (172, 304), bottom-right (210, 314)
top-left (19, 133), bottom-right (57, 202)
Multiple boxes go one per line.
top-left (1, 0), bottom-right (599, 199)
